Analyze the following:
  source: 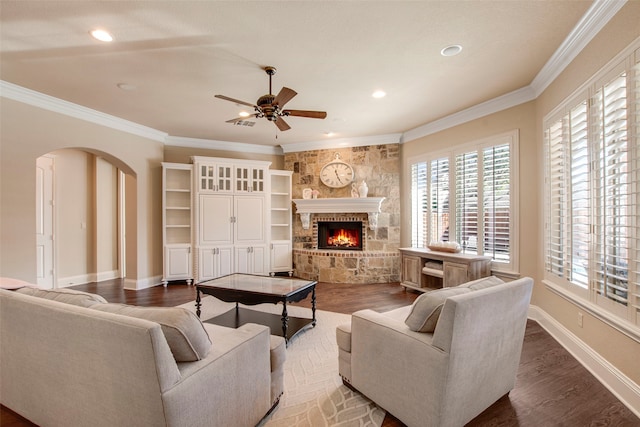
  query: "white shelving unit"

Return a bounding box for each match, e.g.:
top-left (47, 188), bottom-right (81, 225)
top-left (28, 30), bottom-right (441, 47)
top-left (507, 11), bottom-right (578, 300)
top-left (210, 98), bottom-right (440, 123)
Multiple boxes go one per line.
top-left (269, 170), bottom-right (293, 276)
top-left (162, 163), bottom-right (193, 285)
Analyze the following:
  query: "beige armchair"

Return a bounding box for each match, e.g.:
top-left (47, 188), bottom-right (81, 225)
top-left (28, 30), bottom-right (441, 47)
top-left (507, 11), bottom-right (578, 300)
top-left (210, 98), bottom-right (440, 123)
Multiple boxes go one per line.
top-left (336, 277), bottom-right (533, 427)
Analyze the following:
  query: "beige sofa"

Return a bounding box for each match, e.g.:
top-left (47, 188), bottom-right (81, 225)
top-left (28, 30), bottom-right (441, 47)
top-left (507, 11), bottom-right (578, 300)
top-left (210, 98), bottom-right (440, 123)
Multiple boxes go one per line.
top-left (0, 287), bottom-right (285, 427)
top-left (336, 276), bottom-right (533, 427)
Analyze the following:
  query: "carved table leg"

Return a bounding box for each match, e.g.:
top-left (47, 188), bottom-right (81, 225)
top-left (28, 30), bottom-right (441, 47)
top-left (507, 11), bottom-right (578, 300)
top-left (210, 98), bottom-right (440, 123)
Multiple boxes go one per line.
top-left (281, 302), bottom-right (289, 345)
top-left (311, 286), bottom-right (317, 327)
top-left (195, 289), bottom-right (202, 318)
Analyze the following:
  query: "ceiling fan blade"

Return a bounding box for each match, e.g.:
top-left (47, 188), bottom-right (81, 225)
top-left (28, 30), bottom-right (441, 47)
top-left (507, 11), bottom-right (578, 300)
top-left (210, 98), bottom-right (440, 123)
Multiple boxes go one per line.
top-left (275, 117), bottom-right (291, 131)
top-left (273, 87), bottom-right (297, 108)
top-left (283, 109), bottom-right (327, 119)
top-left (214, 94), bottom-right (256, 108)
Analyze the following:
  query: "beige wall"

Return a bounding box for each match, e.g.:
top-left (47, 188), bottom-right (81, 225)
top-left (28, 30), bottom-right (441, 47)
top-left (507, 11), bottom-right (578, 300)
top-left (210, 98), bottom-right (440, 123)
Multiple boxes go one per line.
top-left (0, 98), bottom-right (164, 287)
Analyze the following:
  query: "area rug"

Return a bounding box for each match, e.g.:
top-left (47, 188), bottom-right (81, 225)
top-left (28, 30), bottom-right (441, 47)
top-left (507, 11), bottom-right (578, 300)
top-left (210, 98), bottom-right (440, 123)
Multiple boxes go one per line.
top-left (178, 296), bottom-right (386, 427)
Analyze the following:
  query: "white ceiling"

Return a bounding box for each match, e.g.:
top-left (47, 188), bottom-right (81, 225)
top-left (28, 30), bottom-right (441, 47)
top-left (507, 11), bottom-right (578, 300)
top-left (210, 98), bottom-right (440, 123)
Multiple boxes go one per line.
top-left (0, 1), bottom-right (598, 150)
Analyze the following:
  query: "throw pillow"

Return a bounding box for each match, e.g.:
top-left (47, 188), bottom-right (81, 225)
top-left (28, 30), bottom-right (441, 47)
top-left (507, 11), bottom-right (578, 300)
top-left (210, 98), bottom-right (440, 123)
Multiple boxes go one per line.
top-left (91, 303), bottom-right (211, 362)
top-left (0, 277), bottom-right (38, 290)
top-left (405, 287), bottom-right (472, 333)
top-left (457, 276), bottom-right (504, 290)
top-left (16, 287), bottom-right (108, 307)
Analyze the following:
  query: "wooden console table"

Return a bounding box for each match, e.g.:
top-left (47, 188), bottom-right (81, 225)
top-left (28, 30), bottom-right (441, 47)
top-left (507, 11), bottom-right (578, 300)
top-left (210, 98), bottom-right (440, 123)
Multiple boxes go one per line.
top-left (399, 247), bottom-right (492, 292)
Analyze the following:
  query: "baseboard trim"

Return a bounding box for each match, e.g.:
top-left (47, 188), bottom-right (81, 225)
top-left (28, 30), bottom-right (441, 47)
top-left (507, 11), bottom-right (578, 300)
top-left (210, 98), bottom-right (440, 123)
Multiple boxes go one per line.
top-left (123, 275), bottom-right (163, 291)
top-left (528, 305), bottom-right (640, 418)
top-left (96, 270), bottom-right (119, 282)
top-left (57, 274), bottom-right (95, 288)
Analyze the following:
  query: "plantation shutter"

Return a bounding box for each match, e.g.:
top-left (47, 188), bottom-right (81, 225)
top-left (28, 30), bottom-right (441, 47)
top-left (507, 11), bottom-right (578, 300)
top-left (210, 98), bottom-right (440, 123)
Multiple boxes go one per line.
top-left (543, 40), bottom-right (639, 326)
top-left (545, 118), bottom-right (566, 277)
top-left (455, 152), bottom-right (479, 254)
top-left (483, 144), bottom-right (510, 263)
top-left (592, 72), bottom-right (632, 308)
top-left (632, 56), bottom-right (640, 321)
top-left (569, 101), bottom-right (590, 288)
top-left (411, 161), bottom-right (428, 248)
top-left (429, 158), bottom-right (450, 243)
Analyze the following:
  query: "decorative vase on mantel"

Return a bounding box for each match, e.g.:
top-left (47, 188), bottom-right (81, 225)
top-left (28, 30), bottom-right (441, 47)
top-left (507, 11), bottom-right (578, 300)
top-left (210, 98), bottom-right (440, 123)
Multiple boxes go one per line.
top-left (358, 180), bottom-right (369, 198)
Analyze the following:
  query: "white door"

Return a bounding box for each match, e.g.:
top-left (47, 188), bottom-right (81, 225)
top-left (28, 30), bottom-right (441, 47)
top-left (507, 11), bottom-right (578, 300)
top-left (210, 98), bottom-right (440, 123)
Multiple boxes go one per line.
top-left (271, 241), bottom-right (292, 273)
top-left (234, 196), bottom-right (265, 243)
top-left (199, 194), bottom-right (233, 246)
top-left (235, 246), bottom-right (251, 274)
top-left (218, 246), bottom-right (233, 277)
top-left (251, 245), bottom-right (267, 275)
top-left (36, 156), bottom-right (54, 288)
top-left (165, 245), bottom-right (191, 280)
top-left (199, 247), bottom-right (217, 282)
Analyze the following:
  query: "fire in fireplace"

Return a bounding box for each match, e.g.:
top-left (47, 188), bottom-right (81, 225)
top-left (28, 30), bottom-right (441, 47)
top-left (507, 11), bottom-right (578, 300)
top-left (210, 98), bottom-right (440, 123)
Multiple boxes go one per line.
top-left (317, 221), bottom-right (363, 251)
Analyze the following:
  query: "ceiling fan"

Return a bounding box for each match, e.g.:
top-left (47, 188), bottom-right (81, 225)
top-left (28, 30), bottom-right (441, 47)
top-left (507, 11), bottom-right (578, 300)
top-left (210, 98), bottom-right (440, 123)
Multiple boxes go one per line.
top-left (215, 66), bottom-right (327, 131)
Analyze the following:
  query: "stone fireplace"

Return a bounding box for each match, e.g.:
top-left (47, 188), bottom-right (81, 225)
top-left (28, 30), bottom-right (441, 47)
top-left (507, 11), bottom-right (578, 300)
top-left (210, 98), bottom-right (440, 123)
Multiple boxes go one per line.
top-left (285, 144), bottom-right (401, 284)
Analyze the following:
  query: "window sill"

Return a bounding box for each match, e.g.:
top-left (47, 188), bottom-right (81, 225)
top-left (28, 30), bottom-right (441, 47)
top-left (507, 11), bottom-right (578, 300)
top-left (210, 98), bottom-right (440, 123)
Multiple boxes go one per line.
top-left (543, 279), bottom-right (640, 344)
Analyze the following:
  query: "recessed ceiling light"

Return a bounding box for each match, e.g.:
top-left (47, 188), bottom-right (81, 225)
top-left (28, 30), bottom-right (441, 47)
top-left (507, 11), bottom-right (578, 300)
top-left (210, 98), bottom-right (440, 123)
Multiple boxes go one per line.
top-left (90, 29), bottom-right (113, 42)
top-left (239, 111), bottom-right (250, 117)
top-left (324, 131), bottom-right (335, 137)
top-left (117, 83), bottom-right (136, 91)
top-left (441, 44), bottom-right (462, 57)
top-left (372, 90), bottom-right (386, 99)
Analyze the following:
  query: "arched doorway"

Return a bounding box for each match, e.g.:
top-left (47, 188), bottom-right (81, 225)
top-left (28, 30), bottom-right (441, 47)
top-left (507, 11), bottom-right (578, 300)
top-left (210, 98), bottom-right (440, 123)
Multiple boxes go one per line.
top-left (36, 148), bottom-right (136, 288)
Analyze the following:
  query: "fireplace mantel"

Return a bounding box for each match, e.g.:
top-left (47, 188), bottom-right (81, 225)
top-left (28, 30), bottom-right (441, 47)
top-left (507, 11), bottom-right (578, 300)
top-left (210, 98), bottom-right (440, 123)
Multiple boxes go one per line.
top-left (292, 197), bottom-right (385, 230)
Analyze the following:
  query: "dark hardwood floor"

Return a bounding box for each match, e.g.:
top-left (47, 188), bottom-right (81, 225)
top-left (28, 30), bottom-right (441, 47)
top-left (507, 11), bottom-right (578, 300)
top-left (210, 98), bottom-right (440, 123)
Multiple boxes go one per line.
top-left (2, 279), bottom-right (638, 427)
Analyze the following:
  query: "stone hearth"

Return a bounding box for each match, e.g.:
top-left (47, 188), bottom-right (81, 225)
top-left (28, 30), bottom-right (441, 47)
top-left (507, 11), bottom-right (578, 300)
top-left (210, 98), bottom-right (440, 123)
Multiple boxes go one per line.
top-left (293, 248), bottom-right (400, 284)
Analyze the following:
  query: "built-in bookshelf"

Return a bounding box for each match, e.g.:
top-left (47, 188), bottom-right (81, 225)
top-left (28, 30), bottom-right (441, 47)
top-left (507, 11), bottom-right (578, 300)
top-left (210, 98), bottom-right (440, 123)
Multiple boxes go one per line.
top-left (269, 170), bottom-right (293, 275)
top-left (162, 163), bottom-right (193, 285)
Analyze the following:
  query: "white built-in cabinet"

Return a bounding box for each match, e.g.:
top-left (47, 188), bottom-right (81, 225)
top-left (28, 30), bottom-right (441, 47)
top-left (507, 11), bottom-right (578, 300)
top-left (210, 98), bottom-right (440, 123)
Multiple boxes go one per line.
top-left (269, 171), bottom-right (293, 275)
top-left (192, 157), bottom-right (272, 282)
top-left (162, 157), bottom-right (293, 284)
top-left (162, 163), bottom-right (193, 285)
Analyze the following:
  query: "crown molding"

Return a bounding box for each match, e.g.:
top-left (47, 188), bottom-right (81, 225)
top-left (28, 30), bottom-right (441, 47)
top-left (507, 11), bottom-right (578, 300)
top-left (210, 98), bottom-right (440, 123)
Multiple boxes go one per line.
top-left (530, 0), bottom-right (627, 96)
top-left (0, 80), bottom-right (168, 143)
top-left (401, 86), bottom-right (536, 143)
top-left (280, 133), bottom-right (402, 153)
top-left (166, 135), bottom-right (283, 155)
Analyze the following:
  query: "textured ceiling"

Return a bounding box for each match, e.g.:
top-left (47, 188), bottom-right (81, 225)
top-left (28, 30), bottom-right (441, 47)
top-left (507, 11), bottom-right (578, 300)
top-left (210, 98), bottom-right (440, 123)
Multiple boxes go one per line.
top-left (0, 1), bottom-right (593, 148)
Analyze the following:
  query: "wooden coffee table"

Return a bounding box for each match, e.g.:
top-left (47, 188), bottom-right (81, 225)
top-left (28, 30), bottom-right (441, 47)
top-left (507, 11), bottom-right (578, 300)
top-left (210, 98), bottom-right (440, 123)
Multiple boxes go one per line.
top-left (196, 273), bottom-right (317, 345)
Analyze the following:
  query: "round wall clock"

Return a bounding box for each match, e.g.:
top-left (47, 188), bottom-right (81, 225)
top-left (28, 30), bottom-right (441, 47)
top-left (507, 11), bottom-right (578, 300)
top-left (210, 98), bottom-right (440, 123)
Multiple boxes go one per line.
top-left (320, 157), bottom-right (355, 188)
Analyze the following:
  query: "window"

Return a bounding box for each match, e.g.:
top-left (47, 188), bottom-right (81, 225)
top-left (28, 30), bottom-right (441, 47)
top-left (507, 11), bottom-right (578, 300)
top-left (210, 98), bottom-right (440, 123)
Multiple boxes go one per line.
top-left (410, 131), bottom-right (518, 272)
top-left (543, 44), bottom-right (639, 327)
